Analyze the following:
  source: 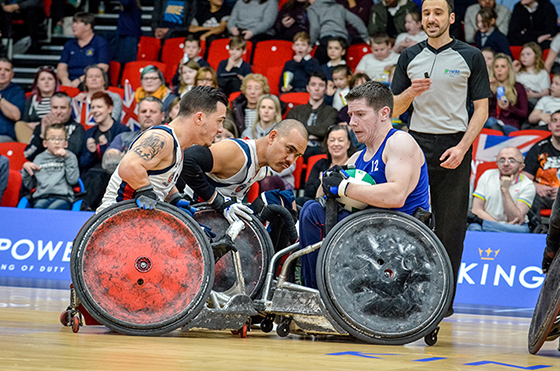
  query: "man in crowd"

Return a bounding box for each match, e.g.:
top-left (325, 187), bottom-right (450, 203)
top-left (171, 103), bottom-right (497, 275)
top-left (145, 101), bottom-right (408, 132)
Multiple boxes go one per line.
top-left (0, 58), bottom-right (24, 143)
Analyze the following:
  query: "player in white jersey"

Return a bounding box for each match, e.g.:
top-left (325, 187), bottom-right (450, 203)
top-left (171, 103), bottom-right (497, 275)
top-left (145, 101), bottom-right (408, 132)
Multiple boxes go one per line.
top-left (96, 86), bottom-right (228, 212)
top-left (180, 119), bottom-right (308, 222)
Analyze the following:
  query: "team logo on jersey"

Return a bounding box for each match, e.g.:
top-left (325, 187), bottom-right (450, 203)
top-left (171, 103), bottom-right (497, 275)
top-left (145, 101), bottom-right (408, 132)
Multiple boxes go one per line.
top-left (85, 48), bottom-right (95, 57)
top-left (235, 184), bottom-right (247, 193)
top-left (444, 69), bottom-right (460, 76)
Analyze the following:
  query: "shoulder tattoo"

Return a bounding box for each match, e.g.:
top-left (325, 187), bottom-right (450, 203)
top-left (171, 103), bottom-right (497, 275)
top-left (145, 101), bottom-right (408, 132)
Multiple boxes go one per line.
top-left (132, 132), bottom-right (166, 161)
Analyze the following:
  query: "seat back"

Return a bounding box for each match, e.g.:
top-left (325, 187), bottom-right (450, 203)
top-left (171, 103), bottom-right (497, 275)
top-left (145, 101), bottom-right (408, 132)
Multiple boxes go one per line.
top-left (474, 161), bottom-right (499, 189)
top-left (252, 40), bottom-right (293, 70)
top-left (137, 36), bottom-right (161, 61)
top-left (160, 37), bottom-right (187, 84)
top-left (0, 142), bottom-right (27, 170)
top-left (59, 85), bottom-right (80, 98)
top-left (109, 61), bottom-right (121, 87)
top-left (510, 46), bottom-right (522, 61)
top-left (293, 156), bottom-right (305, 190)
top-left (121, 61), bottom-right (167, 91)
top-left (280, 92), bottom-right (309, 118)
top-left (206, 39), bottom-right (252, 70)
top-left (0, 169), bottom-right (22, 207)
top-left (347, 43), bottom-right (372, 71)
top-left (305, 154), bottom-right (328, 182)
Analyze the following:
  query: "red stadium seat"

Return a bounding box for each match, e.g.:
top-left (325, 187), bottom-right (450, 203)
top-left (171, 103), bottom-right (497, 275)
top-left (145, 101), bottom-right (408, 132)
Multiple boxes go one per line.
top-left (254, 65), bottom-right (283, 96)
top-left (347, 43), bottom-right (372, 71)
top-left (293, 156), bottom-right (305, 190)
top-left (160, 37), bottom-right (187, 84)
top-left (206, 38), bottom-right (252, 70)
top-left (0, 169), bottom-right (22, 207)
top-left (121, 61), bottom-right (167, 91)
top-left (305, 154), bottom-right (327, 182)
top-left (108, 86), bottom-right (125, 99)
top-left (137, 36), bottom-right (161, 61)
top-left (59, 85), bottom-right (80, 98)
top-left (229, 91), bottom-right (242, 102)
top-left (0, 142), bottom-right (27, 171)
top-left (109, 61), bottom-right (121, 87)
top-left (543, 48), bottom-right (550, 61)
top-left (510, 46), bottom-right (522, 61)
top-left (252, 40), bottom-right (293, 70)
top-left (474, 161), bottom-right (499, 189)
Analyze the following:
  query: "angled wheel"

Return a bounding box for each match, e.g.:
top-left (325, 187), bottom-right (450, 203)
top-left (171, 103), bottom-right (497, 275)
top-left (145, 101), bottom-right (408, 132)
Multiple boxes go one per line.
top-left (316, 209), bottom-right (453, 345)
top-left (71, 200), bottom-right (214, 336)
top-left (193, 205), bottom-right (274, 299)
top-left (277, 323), bottom-right (290, 337)
top-left (60, 310), bottom-right (70, 326)
top-left (260, 318), bottom-right (274, 333)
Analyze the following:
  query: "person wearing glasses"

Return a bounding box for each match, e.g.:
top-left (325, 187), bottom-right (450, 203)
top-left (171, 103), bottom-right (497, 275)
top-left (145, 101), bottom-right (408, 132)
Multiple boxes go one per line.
top-left (468, 146), bottom-right (535, 233)
top-left (21, 124), bottom-right (80, 210)
top-left (135, 65), bottom-right (177, 115)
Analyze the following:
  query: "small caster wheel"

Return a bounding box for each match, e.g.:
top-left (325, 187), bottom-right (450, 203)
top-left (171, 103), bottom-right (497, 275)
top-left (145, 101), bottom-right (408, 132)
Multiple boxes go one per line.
top-left (424, 326), bottom-right (439, 346)
top-left (60, 310), bottom-right (70, 326)
top-left (260, 319), bottom-right (273, 333)
top-left (71, 314), bottom-right (81, 333)
top-left (240, 324), bottom-right (248, 338)
top-left (277, 322), bottom-right (290, 337)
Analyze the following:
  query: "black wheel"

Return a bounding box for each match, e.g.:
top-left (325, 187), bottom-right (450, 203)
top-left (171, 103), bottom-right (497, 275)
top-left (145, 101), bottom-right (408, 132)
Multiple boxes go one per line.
top-left (260, 318), bottom-right (274, 333)
top-left (277, 323), bottom-right (290, 337)
top-left (424, 326), bottom-right (439, 346)
top-left (71, 200), bottom-right (214, 336)
top-left (193, 205), bottom-right (274, 299)
top-left (316, 209), bottom-right (453, 345)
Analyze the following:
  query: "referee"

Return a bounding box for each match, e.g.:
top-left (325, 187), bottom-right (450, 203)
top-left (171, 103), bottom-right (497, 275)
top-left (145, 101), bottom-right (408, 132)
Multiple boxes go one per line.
top-left (391, 0), bottom-right (492, 316)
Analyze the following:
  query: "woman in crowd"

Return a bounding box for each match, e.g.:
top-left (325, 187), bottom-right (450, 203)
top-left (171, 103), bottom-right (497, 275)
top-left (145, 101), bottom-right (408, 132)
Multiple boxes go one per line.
top-left (242, 94), bottom-right (282, 139)
top-left (134, 65), bottom-right (176, 114)
top-left (214, 118), bottom-right (239, 142)
top-left (230, 73), bottom-right (270, 135)
top-left (194, 67), bottom-right (219, 89)
top-left (73, 65), bottom-right (123, 128)
top-left (15, 66), bottom-right (59, 143)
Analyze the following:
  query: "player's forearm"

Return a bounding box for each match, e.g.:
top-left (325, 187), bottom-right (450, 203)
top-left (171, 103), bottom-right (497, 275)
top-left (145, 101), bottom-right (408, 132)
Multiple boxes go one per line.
top-left (346, 182), bottom-right (410, 209)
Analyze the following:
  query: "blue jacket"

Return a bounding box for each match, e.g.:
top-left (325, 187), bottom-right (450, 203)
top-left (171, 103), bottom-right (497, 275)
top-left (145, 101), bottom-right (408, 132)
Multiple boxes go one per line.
top-left (80, 121), bottom-right (130, 172)
top-left (0, 82), bottom-right (25, 140)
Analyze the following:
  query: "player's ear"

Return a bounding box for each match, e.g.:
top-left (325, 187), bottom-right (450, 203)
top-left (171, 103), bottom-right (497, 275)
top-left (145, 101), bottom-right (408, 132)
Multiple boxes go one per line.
top-left (194, 111), bottom-right (205, 125)
top-left (268, 130), bottom-right (278, 144)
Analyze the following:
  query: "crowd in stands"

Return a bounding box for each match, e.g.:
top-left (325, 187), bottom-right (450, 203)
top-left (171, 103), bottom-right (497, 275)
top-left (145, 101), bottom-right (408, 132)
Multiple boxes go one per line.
top-left (2, 0), bottom-right (560, 234)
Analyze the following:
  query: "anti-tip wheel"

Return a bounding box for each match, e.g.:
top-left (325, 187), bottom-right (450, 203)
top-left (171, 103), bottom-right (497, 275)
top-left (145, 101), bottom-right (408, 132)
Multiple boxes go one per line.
top-left (260, 319), bottom-right (274, 333)
top-left (71, 314), bottom-right (80, 333)
top-left (424, 326), bottom-right (439, 346)
top-left (277, 323), bottom-right (290, 337)
top-left (60, 310), bottom-right (70, 327)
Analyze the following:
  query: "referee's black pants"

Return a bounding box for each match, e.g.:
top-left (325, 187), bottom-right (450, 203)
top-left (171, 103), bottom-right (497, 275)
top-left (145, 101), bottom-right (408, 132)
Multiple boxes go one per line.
top-left (410, 131), bottom-right (472, 309)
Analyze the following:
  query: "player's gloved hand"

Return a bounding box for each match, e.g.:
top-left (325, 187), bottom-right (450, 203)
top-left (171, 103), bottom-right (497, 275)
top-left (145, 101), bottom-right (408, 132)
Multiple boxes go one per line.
top-left (168, 193), bottom-right (197, 217)
top-left (322, 171), bottom-right (349, 198)
top-left (210, 234), bottom-right (238, 261)
top-left (134, 185), bottom-right (158, 210)
top-left (542, 246), bottom-right (556, 273)
top-left (210, 193), bottom-right (253, 223)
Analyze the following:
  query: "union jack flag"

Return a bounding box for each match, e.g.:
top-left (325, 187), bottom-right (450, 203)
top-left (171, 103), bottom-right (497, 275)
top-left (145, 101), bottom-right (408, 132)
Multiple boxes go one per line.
top-left (122, 79), bottom-right (140, 131)
top-left (71, 98), bottom-right (95, 130)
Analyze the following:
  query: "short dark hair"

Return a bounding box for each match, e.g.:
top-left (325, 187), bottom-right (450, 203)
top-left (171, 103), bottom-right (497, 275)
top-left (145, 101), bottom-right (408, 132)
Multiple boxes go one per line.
top-left (322, 125), bottom-right (355, 163)
top-left (51, 92), bottom-right (72, 106)
top-left (139, 96), bottom-right (164, 112)
top-left (45, 123), bottom-right (68, 138)
top-left (73, 12), bottom-right (96, 27)
top-left (0, 57), bottom-right (14, 69)
top-left (327, 36), bottom-right (347, 51)
top-left (422, 0), bottom-right (454, 14)
top-left (91, 91), bottom-right (114, 108)
top-left (346, 81), bottom-right (394, 117)
top-left (184, 34), bottom-right (200, 45)
top-left (333, 64), bottom-right (352, 77)
top-left (178, 86), bottom-right (228, 118)
top-left (309, 71), bottom-right (328, 85)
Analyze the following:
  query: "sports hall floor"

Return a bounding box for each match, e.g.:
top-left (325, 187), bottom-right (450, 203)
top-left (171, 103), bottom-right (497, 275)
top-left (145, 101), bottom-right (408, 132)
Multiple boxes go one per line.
top-left (1, 282), bottom-right (560, 370)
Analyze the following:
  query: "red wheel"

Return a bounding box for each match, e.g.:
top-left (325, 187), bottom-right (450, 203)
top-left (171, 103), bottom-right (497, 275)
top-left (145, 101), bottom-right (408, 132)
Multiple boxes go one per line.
top-left (240, 324), bottom-right (248, 338)
top-left (71, 314), bottom-right (80, 333)
top-left (60, 310), bottom-right (70, 326)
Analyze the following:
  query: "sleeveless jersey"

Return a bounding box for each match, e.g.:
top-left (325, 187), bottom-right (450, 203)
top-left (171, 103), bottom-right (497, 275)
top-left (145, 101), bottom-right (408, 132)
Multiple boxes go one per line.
top-left (354, 128), bottom-right (430, 215)
top-left (97, 125), bottom-right (183, 212)
top-left (205, 138), bottom-right (268, 199)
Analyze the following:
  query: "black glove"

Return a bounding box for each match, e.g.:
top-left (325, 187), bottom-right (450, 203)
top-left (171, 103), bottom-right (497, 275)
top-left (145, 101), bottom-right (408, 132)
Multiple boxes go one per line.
top-left (322, 171), bottom-right (348, 198)
top-left (542, 247), bottom-right (556, 274)
top-left (210, 234), bottom-right (238, 262)
top-left (134, 185), bottom-right (158, 210)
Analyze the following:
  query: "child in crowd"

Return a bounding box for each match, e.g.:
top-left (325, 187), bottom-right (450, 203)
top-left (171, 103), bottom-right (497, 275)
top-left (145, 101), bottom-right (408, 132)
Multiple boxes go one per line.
top-left (21, 124), bottom-right (79, 210)
top-left (393, 10), bottom-right (427, 54)
top-left (331, 65), bottom-right (352, 111)
top-left (513, 42), bottom-right (550, 107)
top-left (474, 7), bottom-right (512, 58)
top-left (320, 36), bottom-right (347, 81)
top-left (174, 60), bottom-right (200, 97)
top-left (528, 74), bottom-right (560, 128)
top-left (172, 35), bottom-right (210, 87)
top-left (482, 48), bottom-right (495, 82)
top-left (355, 33), bottom-right (399, 83)
top-left (214, 119), bottom-right (238, 142)
top-left (217, 35), bottom-right (253, 96)
top-left (279, 32), bottom-right (320, 93)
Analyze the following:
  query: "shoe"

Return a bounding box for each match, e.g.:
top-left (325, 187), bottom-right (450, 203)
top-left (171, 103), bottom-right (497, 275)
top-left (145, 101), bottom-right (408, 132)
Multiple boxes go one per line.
top-left (467, 211), bottom-right (483, 225)
top-left (53, 25), bottom-right (63, 35)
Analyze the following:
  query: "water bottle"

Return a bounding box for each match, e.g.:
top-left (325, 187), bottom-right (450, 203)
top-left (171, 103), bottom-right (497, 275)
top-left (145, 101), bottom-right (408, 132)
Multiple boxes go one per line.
top-left (98, 1), bottom-right (105, 14)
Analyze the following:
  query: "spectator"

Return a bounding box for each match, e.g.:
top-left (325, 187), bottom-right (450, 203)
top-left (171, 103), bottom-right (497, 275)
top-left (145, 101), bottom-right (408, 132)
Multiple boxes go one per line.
top-left (337, 0), bottom-right (373, 29)
top-left (308, 0), bottom-right (369, 64)
top-left (469, 146), bottom-right (535, 232)
top-left (174, 60), bottom-right (200, 97)
top-left (528, 73), bottom-right (560, 127)
top-left (15, 66), bottom-right (59, 144)
top-left (286, 71), bottom-right (338, 158)
top-left (368, 0), bottom-right (420, 39)
top-left (189, 0), bottom-right (230, 43)
top-left (231, 73), bottom-right (270, 134)
top-left (482, 47), bottom-right (496, 77)
top-left (152, 0), bottom-right (196, 40)
top-left (274, 0), bottom-right (310, 41)
top-left (330, 65), bottom-right (352, 111)
top-left (0, 0), bottom-right (45, 54)
top-left (80, 91), bottom-right (130, 210)
top-left (102, 97), bottom-right (165, 174)
top-left (486, 53), bottom-right (529, 134)
top-left (24, 92), bottom-right (84, 163)
top-left (0, 58), bottom-right (25, 143)
top-left (355, 33), bottom-right (400, 83)
top-left (474, 7), bottom-right (513, 58)
top-left (228, 0), bottom-right (278, 43)
top-left (57, 12), bottom-right (110, 88)
top-left (508, 0), bottom-right (558, 50)
top-left (465, 0), bottom-right (512, 44)
top-left (217, 36), bottom-right (253, 97)
top-left (393, 9), bottom-right (427, 54)
top-left (514, 42), bottom-right (550, 108)
top-left (242, 94), bottom-right (282, 138)
top-left (544, 32), bottom-right (560, 74)
top-left (214, 118), bottom-right (239, 142)
top-left (167, 97), bottom-right (181, 123)
top-left (523, 109), bottom-right (560, 220)
top-left (171, 36), bottom-right (210, 88)
top-left (319, 36), bottom-right (348, 82)
top-left (297, 124), bottom-right (355, 206)
top-left (112, 0), bottom-right (142, 65)
top-left (279, 32), bottom-right (320, 94)
top-left (135, 65), bottom-right (177, 114)
top-left (195, 66), bottom-right (219, 88)
top-left (336, 71), bottom-right (370, 130)
top-left (21, 124), bottom-right (80, 210)
top-left (72, 65), bottom-right (123, 128)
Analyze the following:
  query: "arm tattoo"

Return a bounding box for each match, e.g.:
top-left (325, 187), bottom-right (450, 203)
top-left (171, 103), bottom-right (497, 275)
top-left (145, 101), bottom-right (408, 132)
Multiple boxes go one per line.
top-left (132, 133), bottom-right (166, 161)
